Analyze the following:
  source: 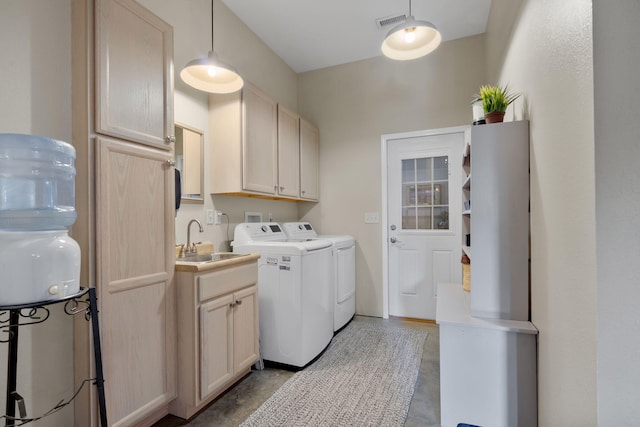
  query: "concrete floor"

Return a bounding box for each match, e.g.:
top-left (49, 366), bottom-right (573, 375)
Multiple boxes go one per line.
top-left (154, 316), bottom-right (440, 427)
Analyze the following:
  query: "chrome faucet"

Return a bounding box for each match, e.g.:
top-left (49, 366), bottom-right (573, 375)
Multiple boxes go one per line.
top-left (182, 218), bottom-right (204, 256)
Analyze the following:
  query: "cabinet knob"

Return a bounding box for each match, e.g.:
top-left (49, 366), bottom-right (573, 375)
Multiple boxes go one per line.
top-left (235, 300), bottom-right (243, 305)
top-left (229, 302), bottom-right (236, 308)
top-left (166, 135), bottom-right (176, 143)
top-left (279, 186), bottom-right (284, 191)
top-left (301, 190), bottom-right (306, 194)
top-left (166, 159), bottom-right (176, 167)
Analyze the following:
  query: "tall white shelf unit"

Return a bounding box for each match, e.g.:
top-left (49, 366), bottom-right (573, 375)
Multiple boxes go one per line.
top-left (436, 120), bottom-right (538, 427)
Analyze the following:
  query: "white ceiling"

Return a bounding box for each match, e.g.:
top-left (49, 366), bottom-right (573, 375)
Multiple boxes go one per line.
top-left (221, 0), bottom-right (492, 73)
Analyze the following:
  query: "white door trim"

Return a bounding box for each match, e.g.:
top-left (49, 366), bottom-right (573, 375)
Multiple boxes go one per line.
top-left (381, 125), bottom-right (469, 319)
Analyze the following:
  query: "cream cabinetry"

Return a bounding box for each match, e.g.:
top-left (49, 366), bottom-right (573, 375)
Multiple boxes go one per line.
top-left (72, 0), bottom-right (176, 425)
top-left (300, 118), bottom-right (320, 201)
top-left (277, 105), bottom-right (301, 198)
top-left (171, 259), bottom-right (260, 420)
top-left (210, 83), bottom-right (277, 197)
top-left (96, 137), bottom-right (176, 427)
top-left (210, 82), bottom-right (319, 201)
top-left (95, 0), bottom-right (174, 150)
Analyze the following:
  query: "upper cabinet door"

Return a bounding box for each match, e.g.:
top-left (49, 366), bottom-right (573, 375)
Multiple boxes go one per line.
top-left (277, 105), bottom-right (301, 198)
top-left (242, 84), bottom-right (278, 194)
top-left (95, 0), bottom-right (174, 150)
top-left (300, 118), bottom-right (319, 201)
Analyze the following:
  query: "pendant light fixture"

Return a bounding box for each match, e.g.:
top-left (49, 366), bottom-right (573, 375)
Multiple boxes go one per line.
top-left (381, 0), bottom-right (441, 61)
top-left (180, 0), bottom-right (244, 94)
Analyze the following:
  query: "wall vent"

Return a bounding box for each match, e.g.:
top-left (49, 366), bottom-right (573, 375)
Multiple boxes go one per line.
top-left (376, 14), bottom-right (407, 30)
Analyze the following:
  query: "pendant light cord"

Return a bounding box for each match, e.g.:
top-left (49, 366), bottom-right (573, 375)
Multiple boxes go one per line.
top-left (210, 0), bottom-right (214, 52)
top-left (408, 0), bottom-right (412, 17)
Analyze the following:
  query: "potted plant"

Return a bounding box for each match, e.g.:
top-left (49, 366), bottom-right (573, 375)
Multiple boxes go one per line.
top-left (477, 84), bottom-right (520, 124)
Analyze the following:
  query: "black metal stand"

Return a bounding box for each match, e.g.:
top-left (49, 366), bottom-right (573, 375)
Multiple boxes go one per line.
top-left (0, 287), bottom-right (107, 427)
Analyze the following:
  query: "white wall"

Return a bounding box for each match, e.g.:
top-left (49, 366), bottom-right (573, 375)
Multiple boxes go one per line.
top-left (488, 0), bottom-right (597, 424)
top-left (297, 35), bottom-right (486, 317)
top-left (593, 1), bottom-right (640, 423)
top-left (0, 1), bottom-right (75, 426)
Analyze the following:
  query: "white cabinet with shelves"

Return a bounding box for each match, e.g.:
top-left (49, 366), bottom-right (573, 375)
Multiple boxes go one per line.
top-left (210, 82), bottom-right (319, 202)
top-left (438, 121), bottom-right (536, 427)
top-left (171, 259), bottom-right (260, 420)
top-left (469, 120), bottom-right (530, 321)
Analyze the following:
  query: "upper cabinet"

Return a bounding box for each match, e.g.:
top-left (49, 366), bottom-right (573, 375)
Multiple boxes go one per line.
top-left (95, 0), bottom-right (174, 150)
top-left (210, 82), bottom-right (319, 202)
top-left (277, 105), bottom-right (301, 198)
top-left (242, 84), bottom-right (278, 194)
top-left (300, 118), bottom-right (319, 201)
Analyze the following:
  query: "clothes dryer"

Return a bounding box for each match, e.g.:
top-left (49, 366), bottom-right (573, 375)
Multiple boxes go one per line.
top-left (232, 222), bottom-right (333, 368)
top-left (282, 222), bottom-right (356, 332)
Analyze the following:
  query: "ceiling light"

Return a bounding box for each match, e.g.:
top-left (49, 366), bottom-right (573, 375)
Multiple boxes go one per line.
top-left (381, 0), bottom-right (442, 61)
top-left (180, 0), bottom-right (244, 94)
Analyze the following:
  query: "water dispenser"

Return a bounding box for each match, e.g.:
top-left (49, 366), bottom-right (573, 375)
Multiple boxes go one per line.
top-left (0, 134), bottom-right (80, 305)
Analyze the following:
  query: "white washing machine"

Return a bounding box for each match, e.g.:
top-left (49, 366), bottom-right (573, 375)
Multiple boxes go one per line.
top-left (232, 222), bottom-right (334, 368)
top-left (282, 222), bottom-right (356, 332)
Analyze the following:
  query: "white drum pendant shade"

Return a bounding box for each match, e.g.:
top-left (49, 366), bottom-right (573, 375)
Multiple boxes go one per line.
top-left (381, 17), bottom-right (441, 60)
top-left (180, 0), bottom-right (244, 94)
top-left (180, 51), bottom-right (244, 94)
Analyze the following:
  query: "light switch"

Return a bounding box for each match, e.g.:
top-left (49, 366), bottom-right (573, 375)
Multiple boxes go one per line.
top-left (364, 212), bottom-right (380, 223)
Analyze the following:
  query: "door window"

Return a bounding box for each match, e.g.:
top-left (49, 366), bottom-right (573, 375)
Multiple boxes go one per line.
top-left (401, 156), bottom-right (449, 230)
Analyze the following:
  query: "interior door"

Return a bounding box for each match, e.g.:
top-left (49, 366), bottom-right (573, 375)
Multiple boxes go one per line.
top-left (387, 131), bottom-right (464, 319)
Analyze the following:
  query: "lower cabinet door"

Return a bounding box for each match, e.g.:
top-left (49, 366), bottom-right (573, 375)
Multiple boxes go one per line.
top-left (233, 285), bottom-right (260, 373)
top-left (96, 136), bottom-right (176, 427)
top-left (200, 294), bottom-right (234, 399)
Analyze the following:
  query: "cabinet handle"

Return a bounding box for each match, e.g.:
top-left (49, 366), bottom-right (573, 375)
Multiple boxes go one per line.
top-left (166, 159), bottom-right (176, 167)
top-left (229, 302), bottom-right (236, 308)
top-left (279, 186), bottom-right (284, 191)
top-left (235, 300), bottom-right (243, 305)
top-left (166, 135), bottom-right (176, 143)
top-left (301, 190), bottom-right (306, 195)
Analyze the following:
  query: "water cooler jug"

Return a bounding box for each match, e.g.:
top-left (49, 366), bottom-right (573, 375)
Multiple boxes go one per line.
top-left (0, 134), bottom-right (80, 305)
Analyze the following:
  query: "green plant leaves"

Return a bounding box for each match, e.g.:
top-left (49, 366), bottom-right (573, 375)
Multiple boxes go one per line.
top-left (478, 84), bottom-right (520, 114)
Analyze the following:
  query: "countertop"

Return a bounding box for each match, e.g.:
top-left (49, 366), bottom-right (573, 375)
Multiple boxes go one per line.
top-left (175, 253), bottom-right (260, 273)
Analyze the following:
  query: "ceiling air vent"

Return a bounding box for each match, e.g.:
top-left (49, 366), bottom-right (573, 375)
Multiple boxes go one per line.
top-left (376, 14), bottom-right (407, 30)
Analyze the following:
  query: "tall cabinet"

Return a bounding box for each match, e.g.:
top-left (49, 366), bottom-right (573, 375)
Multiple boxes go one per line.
top-left (436, 121), bottom-right (538, 427)
top-left (73, 0), bottom-right (176, 425)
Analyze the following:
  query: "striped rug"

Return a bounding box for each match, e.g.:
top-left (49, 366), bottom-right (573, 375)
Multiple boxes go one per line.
top-left (241, 318), bottom-right (428, 426)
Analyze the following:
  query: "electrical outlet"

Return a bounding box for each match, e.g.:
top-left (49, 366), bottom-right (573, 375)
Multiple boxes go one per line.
top-left (206, 209), bottom-right (214, 225)
top-left (215, 210), bottom-right (223, 225)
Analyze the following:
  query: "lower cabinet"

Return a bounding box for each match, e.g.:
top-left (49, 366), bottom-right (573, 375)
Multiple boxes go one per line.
top-left (170, 259), bottom-right (260, 419)
top-left (200, 285), bottom-right (259, 398)
top-left (436, 283), bottom-right (538, 427)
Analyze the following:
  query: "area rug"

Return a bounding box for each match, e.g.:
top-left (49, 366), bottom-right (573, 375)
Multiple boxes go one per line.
top-left (240, 319), bottom-right (428, 426)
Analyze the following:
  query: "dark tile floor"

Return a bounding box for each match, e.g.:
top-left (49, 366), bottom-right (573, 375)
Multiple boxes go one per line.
top-left (154, 316), bottom-right (440, 427)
